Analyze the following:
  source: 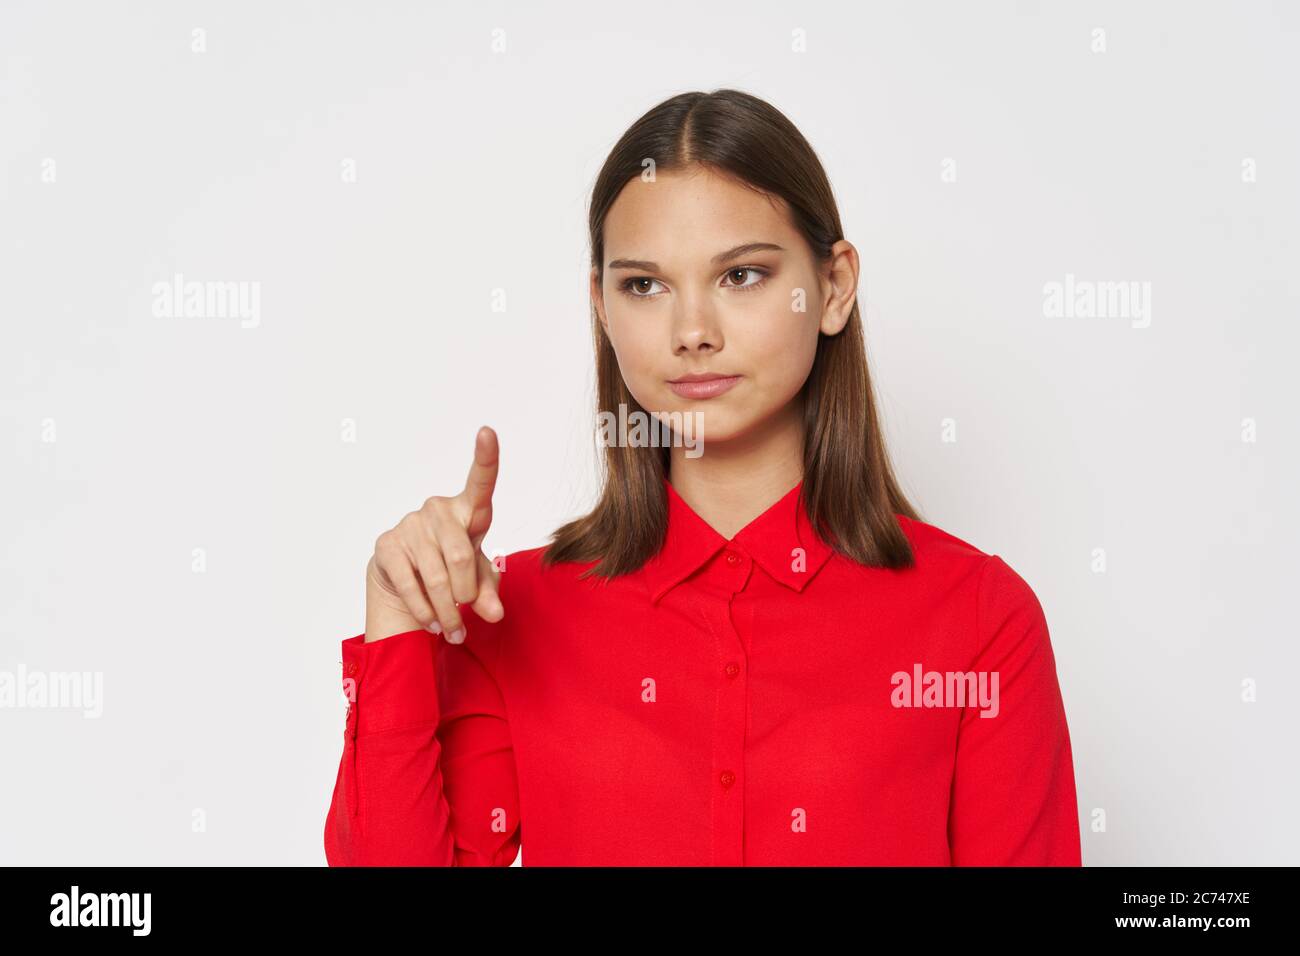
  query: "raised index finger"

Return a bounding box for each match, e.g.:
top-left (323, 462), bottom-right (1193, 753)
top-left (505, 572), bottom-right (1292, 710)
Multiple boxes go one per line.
top-left (462, 425), bottom-right (499, 513)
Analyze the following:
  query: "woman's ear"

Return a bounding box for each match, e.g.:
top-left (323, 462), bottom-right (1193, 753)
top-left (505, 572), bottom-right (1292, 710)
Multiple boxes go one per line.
top-left (819, 239), bottom-right (859, 336)
top-left (590, 266), bottom-right (609, 334)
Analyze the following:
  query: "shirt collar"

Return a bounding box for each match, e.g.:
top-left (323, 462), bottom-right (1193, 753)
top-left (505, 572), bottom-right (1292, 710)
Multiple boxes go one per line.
top-left (642, 475), bottom-right (836, 604)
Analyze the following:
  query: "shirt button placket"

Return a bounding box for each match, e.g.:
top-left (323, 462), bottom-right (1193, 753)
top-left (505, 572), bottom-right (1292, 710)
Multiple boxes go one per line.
top-left (712, 548), bottom-right (750, 866)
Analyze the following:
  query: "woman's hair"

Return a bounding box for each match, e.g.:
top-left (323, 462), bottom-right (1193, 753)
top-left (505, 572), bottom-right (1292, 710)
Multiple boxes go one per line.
top-left (543, 88), bottom-right (920, 578)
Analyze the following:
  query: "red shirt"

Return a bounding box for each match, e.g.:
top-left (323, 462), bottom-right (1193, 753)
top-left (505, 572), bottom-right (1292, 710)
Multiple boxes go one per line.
top-left (324, 477), bottom-right (1082, 866)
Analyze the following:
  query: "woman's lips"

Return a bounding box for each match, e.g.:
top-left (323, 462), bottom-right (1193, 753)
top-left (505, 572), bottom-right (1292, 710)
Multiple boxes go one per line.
top-left (667, 375), bottom-right (742, 399)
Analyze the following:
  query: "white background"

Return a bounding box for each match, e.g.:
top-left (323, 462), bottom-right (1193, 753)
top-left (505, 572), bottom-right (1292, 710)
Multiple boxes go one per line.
top-left (1, 0), bottom-right (1296, 865)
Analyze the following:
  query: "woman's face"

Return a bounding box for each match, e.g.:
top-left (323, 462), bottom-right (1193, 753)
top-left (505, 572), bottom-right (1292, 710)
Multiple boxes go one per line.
top-left (592, 164), bottom-right (857, 448)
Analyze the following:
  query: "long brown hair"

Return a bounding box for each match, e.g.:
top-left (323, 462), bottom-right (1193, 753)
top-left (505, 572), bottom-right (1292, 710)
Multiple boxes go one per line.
top-left (543, 89), bottom-right (920, 578)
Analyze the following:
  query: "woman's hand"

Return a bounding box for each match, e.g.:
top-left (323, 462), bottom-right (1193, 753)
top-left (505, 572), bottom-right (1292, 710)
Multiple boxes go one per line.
top-left (364, 426), bottom-right (505, 643)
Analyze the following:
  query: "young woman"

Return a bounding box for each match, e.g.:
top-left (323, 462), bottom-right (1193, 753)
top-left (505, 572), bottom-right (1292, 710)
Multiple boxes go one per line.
top-left (324, 89), bottom-right (1082, 867)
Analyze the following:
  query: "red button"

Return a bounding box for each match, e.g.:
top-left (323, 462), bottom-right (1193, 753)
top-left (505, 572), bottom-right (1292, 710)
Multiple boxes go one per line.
top-left (725, 661), bottom-right (740, 678)
top-left (725, 551), bottom-right (740, 565)
top-left (720, 770), bottom-right (736, 788)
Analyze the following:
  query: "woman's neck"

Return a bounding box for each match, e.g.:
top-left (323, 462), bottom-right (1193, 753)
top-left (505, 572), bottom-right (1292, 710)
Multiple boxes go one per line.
top-left (666, 400), bottom-right (804, 540)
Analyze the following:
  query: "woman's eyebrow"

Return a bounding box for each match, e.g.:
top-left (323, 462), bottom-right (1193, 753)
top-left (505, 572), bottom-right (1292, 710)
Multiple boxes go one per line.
top-left (607, 241), bottom-right (785, 272)
top-left (711, 241), bottom-right (785, 264)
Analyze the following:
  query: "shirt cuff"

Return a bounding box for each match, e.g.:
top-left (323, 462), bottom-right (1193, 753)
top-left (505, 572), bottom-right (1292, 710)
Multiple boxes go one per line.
top-left (340, 629), bottom-right (442, 737)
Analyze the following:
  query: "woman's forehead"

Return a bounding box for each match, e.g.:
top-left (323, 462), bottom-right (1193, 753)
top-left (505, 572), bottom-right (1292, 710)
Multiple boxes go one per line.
top-left (604, 171), bottom-right (794, 266)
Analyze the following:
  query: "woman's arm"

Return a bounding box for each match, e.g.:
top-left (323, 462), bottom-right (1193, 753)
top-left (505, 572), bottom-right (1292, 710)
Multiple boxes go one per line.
top-left (947, 555), bottom-right (1083, 866)
top-left (323, 594), bottom-right (521, 866)
top-left (324, 426), bottom-right (520, 865)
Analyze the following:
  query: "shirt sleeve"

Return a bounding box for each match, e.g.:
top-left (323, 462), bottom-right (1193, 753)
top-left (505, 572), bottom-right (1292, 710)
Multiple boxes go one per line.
top-left (323, 586), bottom-right (521, 866)
top-left (947, 554), bottom-right (1082, 866)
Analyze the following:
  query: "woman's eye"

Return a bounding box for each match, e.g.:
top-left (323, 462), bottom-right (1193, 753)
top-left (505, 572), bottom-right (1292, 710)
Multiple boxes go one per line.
top-left (620, 277), bottom-right (664, 298)
top-left (723, 267), bottom-right (769, 291)
top-left (618, 268), bottom-right (769, 300)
